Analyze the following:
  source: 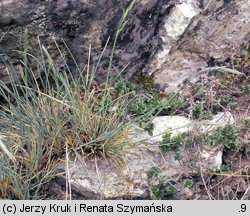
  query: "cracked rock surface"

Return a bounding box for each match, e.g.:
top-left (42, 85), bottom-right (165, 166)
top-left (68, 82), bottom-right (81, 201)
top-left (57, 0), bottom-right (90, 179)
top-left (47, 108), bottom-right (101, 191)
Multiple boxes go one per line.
top-left (1, 0), bottom-right (249, 92)
top-left (58, 114), bottom-right (232, 199)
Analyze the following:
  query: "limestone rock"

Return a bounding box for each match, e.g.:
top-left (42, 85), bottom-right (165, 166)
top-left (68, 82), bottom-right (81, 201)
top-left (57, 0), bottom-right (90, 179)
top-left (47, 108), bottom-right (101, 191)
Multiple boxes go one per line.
top-left (151, 116), bottom-right (193, 142)
top-left (198, 112), bottom-right (235, 133)
top-left (58, 144), bottom-right (182, 199)
top-left (1, 0), bottom-right (249, 92)
top-left (199, 145), bottom-right (223, 171)
top-left (57, 114), bottom-right (225, 199)
top-left (150, 0), bottom-right (250, 92)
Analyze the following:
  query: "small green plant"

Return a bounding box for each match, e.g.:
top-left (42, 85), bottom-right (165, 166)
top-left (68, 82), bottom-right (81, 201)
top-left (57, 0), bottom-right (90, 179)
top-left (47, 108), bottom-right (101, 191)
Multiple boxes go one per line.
top-left (149, 181), bottom-right (177, 199)
top-left (165, 183), bottom-right (177, 195)
top-left (162, 93), bottom-right (186, 115)
top-left (147, 166), bottom-right (178, 199)
top-left (203, 125), bottom-right (239, 149)
top-left (160, 132), bottom-right (174, 152)
top-left (215, 125), bottom-right (239, 149)
top-left (218, 95), bottom-right (234, 107)
top-left (113, 78), bottom-right (189, 134)
top-left (230, 102), bottom-right (239, 110)
top-left (147, 166), bottom-right (161, 178)
top-left (184, 179), bottom-right (194, 189)
top-left (241, 42), bottom-right (249, 62)
top-left (243, 83), bottom-right (250, 95)
top-left (149, 185), bottom-right (162, 200)
top-left (193, 103), bottom-right (202, 119)
top-left (243, 118), bottom-right (250, 130)
top-left (203, 110), bottom-right (213, 120)
top-left (160, 132), bottom-right (193, 160)
top-left (128, 97), bottom-right (163, 116)
top-left (148, 169), bottom-right (165, 200)
top-left (134, 74), bottom-right (156, 92)
top-left (113, 77), bottom-right (165, 132)
top-left (221, 164), bottom-right (230, 172)
top-left (144, 122), bottom-right (154, 136)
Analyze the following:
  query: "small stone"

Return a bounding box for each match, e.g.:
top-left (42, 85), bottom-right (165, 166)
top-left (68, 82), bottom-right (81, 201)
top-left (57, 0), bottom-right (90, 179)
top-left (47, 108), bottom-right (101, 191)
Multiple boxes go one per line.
top-left (200, 145), bottom-right (223, 171)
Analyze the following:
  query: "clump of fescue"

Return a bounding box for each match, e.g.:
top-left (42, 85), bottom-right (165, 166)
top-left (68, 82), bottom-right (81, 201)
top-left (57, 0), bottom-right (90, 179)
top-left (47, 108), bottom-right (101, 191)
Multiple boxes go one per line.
top-left (0, 44), bottom-right (139, 199)
top-left (0, 44), bottom-right (150, 198)
top-left (0, 0), bottom-right (156, 199)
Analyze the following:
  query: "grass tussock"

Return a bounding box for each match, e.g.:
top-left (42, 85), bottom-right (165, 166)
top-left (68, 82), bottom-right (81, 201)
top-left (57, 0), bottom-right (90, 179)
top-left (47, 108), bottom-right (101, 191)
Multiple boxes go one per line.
top-left (0, 0), bottom-right (152, 199)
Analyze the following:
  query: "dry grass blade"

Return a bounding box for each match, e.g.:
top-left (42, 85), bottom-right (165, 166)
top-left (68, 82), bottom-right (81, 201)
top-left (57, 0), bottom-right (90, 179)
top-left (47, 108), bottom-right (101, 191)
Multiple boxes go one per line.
top-left (199, 66), bottom-right (246, 76)
top-left (0, 135), bottom-right (16, 163)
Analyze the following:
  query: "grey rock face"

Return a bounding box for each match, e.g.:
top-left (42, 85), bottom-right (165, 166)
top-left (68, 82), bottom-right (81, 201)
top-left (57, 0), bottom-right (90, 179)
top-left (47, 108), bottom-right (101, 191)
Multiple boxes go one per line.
top-left (0, 0), bottom-right (127, 82)
top-left (0, 0), bottom-right (249, 88)
top-left (150, 0), bottom-right (250, 92)
top-left (0, 0), bottom-right (175, 83)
